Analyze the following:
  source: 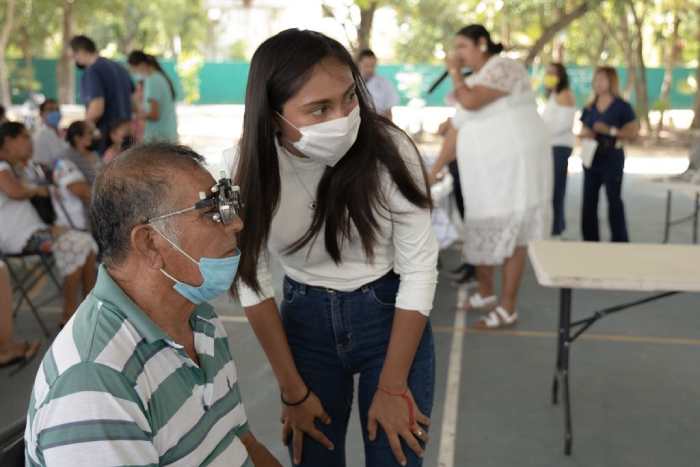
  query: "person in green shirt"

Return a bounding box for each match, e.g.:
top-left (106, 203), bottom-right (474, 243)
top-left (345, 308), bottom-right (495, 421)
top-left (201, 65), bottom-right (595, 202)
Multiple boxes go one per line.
top-left (128, 50), bottom-right (179, 143)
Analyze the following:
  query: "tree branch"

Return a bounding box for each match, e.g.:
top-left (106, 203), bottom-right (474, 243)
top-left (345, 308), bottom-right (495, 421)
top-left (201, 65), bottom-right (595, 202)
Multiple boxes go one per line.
top-left (0, 0), bottom-right (18, 107)
top-left (525, 0), bottom-right (597, 66)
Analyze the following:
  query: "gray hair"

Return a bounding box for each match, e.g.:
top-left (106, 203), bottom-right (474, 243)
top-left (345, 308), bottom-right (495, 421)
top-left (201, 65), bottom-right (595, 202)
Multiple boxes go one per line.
top-left (90, 143), bottom-right (206, 266)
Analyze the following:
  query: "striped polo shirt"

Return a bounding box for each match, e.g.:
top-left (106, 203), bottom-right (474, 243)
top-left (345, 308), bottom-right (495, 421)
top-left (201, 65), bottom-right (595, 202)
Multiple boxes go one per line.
top-left (25, 265), bottom-right (252, 467)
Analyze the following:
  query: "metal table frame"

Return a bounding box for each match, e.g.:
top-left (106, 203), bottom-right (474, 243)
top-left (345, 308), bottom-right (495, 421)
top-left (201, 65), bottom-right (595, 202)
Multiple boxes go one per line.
top-left (551, 288), bottom-right (680, 455)
top-left (662, 189), bottom-right (699, 244)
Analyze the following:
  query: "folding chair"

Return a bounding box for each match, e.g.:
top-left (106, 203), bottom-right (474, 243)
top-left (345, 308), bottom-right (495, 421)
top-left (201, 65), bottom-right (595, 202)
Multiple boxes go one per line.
top-left (1, 250), bottom-right (62, 338)
top-left (0, 418), bottom-right (25, 467)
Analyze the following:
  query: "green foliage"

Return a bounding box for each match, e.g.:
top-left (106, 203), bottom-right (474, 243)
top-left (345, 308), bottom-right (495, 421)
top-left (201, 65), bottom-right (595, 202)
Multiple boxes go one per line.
top-left (1, 0), bottom-right (208, 60)
top-left (176, 52), bottom-right (203, 104)
top-left (227, 40), bottom-right (248, 61)
top-left (389, 0), bottom-right (699, 67)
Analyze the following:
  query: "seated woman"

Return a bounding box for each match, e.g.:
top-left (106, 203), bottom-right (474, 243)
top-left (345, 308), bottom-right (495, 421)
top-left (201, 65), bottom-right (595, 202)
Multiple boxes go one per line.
top-left (0, 122), bottom-right (98, 326)
top-left (61, 120), bottom-right (103, 185)
top-left (0, 260), bottom-right (41, 367)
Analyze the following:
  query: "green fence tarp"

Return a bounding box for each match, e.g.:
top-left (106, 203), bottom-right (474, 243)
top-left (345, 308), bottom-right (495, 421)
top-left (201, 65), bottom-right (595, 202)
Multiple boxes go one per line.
top-left (7, 59), bottom-right (698, 110)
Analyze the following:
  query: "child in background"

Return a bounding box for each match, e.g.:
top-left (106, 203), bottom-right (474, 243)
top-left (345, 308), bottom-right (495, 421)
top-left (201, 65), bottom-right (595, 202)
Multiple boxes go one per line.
top-left (103, 119), bottom-right (133, 163)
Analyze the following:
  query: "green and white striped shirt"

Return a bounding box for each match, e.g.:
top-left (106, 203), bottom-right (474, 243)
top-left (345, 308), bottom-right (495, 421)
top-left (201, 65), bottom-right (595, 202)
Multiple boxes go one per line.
top-left (25, 265), bottom-right (251, 467)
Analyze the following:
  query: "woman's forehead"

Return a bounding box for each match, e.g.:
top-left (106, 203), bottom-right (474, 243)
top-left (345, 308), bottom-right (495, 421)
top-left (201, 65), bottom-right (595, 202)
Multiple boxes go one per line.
top-left (291, 58), bottom-right (354, 105)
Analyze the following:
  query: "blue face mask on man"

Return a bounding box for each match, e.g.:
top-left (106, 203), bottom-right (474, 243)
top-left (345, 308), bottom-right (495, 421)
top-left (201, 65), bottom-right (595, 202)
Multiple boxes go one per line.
top-left (153, 227), bottom-right (240, 304)
top-left (45, 110), bottom-right (62, 129)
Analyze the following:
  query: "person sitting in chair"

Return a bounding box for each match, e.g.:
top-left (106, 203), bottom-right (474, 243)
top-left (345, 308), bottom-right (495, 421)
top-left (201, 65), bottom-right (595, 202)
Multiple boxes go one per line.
top-left (25, 143), bottom-right (281, 467)
top-left (0, 121), bottom-right (97, 327)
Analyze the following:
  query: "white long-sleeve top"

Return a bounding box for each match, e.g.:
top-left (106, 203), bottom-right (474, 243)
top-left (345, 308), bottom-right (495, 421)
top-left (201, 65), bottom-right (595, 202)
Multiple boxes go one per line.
top-left (541, 93), bottom-right (576, 148)
top-left (231, 129), bottom-right (439, 316)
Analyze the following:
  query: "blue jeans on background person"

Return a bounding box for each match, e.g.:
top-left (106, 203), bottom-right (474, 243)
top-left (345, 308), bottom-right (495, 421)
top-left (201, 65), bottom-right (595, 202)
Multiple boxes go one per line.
top-left (281, 272), bottom-right (436, 467)
top-left (581, 151), bottom-right (629, 242)
top-left (552, 146), bottom-right (573, 236)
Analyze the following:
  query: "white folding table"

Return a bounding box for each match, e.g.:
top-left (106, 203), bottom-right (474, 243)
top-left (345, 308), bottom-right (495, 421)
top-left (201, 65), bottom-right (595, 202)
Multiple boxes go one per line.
top-left (528, 240), bottom-right (700, 455)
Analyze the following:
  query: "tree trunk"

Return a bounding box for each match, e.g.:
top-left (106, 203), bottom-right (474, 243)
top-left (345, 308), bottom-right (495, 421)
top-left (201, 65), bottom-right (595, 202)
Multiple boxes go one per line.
top-left (19, 23), bottom-right (34, 97)
top-left (553, 2), bottom-right (566, 63)
top-left (356, 1), bottom-right (377, 53)
top-left (590, 34), bottom-right (607, 65)
top-left (628, 1), bottom-right (651, 133)
top-left (0, 0), bottom-right (17, 108)
top-left (525, 0), bottom-right (595, 66)
top-left (614, 4), bottom-right (636, 100)
top-left (656, 13), bottom-right (682, 137)
top-left (501, 1), bottom-right (511, 48)
top-left (692, 5), bottom-right (700, 129)
top-left (57, 0), bottom-right (74, 105)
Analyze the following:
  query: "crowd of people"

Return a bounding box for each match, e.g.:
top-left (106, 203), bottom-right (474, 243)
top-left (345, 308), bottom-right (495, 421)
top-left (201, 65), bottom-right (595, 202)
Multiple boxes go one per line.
top-left (0, 23), bottom-right (642, 467)
top-left (429, 25), bottom-right (639, 329)
top-left (1, 35), bottom-right (179, 365)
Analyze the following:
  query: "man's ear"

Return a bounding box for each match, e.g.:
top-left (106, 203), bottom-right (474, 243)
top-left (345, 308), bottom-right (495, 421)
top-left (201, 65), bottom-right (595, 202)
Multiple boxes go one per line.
top-left (131, 225), bottom-right (165, 270)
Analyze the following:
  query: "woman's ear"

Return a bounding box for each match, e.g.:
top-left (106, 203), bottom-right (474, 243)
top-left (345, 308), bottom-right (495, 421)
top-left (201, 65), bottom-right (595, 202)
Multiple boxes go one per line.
top-left (131, 224), bottom-right (166, 270)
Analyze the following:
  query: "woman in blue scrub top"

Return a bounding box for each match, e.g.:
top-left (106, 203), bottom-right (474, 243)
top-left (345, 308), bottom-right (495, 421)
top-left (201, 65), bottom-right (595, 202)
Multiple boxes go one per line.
top-left (579, 66), bottom-right (639, 242)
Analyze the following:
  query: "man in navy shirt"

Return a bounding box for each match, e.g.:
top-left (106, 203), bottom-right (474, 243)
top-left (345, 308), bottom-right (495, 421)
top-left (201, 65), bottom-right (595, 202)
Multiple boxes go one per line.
top-left (70, 35), bottom-right (134, 154)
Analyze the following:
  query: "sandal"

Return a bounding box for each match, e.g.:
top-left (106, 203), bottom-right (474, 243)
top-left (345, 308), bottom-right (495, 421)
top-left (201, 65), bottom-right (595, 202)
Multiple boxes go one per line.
top-left (0, 341), bottom-right (41, 368)
top-left (465, 292), bottom-right (497, 312)
top-left (473, 306), bottom-right (518, 330)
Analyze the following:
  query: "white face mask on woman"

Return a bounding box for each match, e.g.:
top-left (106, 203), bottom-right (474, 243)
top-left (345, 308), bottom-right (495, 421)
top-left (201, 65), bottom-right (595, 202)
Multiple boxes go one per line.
top-left (278, 105), bottom-right (361, 167)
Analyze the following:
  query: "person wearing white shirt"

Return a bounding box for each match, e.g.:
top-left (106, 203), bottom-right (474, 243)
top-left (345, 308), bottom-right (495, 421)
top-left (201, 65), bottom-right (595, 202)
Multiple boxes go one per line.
top-left (0, 121), bottom-right (97, 326)
top-left (541, 63), bottom-right (577, 237)
top-left (51, 157), bottom-right (91, 230)
top-left (232, 29), bottom-right (437, 467)
top-left (357, 49), bottom-right (400, 120)
top-left (32, 98), bottom-right (69, 166)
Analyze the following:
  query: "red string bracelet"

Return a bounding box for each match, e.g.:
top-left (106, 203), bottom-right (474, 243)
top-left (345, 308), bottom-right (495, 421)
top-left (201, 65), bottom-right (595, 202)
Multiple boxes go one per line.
top-left (378, 386), bottom-right (415, 427)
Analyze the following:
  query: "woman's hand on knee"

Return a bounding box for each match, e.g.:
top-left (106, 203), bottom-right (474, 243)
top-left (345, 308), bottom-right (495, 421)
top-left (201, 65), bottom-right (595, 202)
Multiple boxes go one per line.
top-left (281, 390), bottom-right (334, 465)
top-left (367, 388), bottom-right (431, 465)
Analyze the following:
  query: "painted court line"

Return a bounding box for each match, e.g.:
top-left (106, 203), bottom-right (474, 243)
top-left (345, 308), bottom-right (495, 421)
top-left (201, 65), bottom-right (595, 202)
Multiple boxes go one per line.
top-left (220, 315), bottom-right (700, 347)
top-left (437, 308), bottom-right (466, 467)
top-left (432, 326), bottom-right (700, 347)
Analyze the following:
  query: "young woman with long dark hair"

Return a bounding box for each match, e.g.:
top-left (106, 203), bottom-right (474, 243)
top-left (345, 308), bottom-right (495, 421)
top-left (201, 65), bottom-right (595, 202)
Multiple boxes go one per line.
top-left (232, 29), bottom-right (438, 467)
top-left (127, 50), bottom-right (178, 143)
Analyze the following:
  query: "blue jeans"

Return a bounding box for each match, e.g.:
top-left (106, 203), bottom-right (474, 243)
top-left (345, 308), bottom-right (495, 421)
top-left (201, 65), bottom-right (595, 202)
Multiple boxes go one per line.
top-left (551, 146), bottom-right (573, 236)
top-left (281, 272), bottom-right (436, 467)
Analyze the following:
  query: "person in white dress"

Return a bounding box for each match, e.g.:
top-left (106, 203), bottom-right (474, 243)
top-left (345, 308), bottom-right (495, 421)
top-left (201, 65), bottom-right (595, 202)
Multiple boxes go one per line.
top-left (429, 24), bottom-right (552, 329)
top-left (541, 63), bottom-right (576, 237)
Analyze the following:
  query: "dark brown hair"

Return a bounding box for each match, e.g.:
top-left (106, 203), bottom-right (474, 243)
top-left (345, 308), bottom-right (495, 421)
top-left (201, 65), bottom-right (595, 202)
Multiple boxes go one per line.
top-left (456, 24), bottom-right (504, 55)
top-left (128, 50), bottom-right (176, 100)
top-left (588, 65), bottom-right (621, 108)
top-left (234, 28), bottom-right (431, 294)
top-left (547, 62), bottom-right (570, 95)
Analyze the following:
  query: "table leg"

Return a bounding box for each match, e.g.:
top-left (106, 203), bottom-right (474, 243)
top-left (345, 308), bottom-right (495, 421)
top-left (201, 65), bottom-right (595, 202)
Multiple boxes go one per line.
top-left (693, 193), bottom-right (699, 245)
top-left (663, 190), bottom-right (672, 244)
top-left (559, 288), bottom-right (573, 455)
top-left (552, 288), bottom-right (566, 405)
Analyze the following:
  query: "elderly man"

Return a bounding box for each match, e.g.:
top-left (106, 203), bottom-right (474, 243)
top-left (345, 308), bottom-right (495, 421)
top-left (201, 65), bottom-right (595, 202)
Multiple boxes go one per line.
top-left (25, 143), bottom-right (280, 466)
